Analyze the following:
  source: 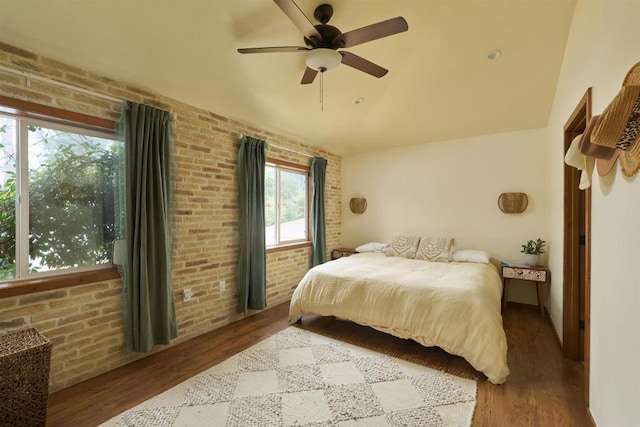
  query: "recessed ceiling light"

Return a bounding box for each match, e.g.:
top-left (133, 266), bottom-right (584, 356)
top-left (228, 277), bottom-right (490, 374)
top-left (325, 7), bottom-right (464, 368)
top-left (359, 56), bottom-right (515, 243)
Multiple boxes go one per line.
top-left (486, 50), bottom-right (502, 60)
top-left (353, 97), bottom-right (364, 105)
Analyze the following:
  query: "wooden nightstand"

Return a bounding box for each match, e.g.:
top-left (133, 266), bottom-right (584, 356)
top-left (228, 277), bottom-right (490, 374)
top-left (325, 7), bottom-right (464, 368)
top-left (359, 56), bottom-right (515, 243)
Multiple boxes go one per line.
top-left (331, 248), bottom-right (357, 260)
top-left (501, 263), bottom-right (549, 317)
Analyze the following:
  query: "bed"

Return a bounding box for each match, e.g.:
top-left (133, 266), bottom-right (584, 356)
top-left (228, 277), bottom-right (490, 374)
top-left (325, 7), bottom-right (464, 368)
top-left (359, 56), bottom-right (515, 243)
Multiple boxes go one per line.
top-left (289, 252), bottom-right (510, 384)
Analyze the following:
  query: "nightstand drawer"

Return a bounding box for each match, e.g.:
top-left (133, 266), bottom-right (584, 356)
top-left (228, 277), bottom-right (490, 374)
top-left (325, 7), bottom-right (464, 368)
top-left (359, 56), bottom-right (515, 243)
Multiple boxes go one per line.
top-left (502, 266), bottom-right (547, 282)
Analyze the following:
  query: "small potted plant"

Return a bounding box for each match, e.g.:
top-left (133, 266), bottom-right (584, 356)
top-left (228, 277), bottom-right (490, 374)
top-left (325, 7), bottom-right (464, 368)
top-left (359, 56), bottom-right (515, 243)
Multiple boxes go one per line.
top-left (521, 238), bottom-right (546, 266)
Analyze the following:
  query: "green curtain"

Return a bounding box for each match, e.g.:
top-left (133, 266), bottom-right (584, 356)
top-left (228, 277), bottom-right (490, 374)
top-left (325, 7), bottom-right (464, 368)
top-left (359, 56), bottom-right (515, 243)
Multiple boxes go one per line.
top-left (116, 101), bottom-right (177, 353)
top-left (237, 136), bottom-right (267, 314)
top-left (311, 157), bottom-right (328, 266)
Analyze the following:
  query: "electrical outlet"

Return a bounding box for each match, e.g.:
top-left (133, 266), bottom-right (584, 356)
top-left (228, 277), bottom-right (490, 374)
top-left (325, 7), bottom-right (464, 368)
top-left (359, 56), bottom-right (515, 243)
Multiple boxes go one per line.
top-left (219, 280), bottom-right (226, 292)
top-left (183, 288), bottom-right (193, 302)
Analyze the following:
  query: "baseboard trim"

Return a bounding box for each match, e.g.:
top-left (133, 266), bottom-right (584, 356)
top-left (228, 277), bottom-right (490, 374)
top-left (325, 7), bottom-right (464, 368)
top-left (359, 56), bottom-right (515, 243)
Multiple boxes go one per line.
top-left (587, 407), bottom-right (597, 427)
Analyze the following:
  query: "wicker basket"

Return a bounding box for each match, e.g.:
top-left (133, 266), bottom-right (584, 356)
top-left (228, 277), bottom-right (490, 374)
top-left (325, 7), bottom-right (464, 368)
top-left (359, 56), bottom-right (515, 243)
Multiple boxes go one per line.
top-left (0, 328), bottom-right (52, 427)
top-left (349, 198), bottom-right (367, 214)
top-left (497, 192), bottom-right (528, 214)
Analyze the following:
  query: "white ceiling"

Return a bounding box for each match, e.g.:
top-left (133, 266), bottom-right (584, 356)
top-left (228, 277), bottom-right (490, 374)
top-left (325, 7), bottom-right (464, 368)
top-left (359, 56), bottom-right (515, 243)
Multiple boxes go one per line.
top-left (0, 0), bottom-right (576, 155)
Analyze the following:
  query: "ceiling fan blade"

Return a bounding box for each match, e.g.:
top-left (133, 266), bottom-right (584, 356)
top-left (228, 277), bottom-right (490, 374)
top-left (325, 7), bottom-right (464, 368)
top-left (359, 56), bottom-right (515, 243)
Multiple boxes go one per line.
top-left (340, 51), bottom-right (388, 78)
top-left (335, 17), bottom-right (408, 48)
top-left (273, 0), bottom-right (322, 43)
top-left (301, 67), bottom-right (318, 84)
top-left (238, 46), bottom-right (309, 54)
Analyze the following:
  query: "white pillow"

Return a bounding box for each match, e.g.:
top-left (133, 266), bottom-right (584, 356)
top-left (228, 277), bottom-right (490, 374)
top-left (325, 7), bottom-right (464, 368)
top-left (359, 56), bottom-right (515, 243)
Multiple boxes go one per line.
top-left (355, 242), bottom-right (390, 253)
top-left (451, 249), bottom-right (491, 264)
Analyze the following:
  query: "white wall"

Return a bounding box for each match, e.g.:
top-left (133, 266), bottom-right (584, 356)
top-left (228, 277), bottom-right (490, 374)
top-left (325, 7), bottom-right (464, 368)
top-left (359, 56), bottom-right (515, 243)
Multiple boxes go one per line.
top-left (342, 128), bottom-right (549, 305)
top-left (545, 1), bottom-right (640, 425)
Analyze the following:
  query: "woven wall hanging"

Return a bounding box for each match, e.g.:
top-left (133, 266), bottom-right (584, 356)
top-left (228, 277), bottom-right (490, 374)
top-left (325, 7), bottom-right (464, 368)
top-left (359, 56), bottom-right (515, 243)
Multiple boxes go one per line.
top-left (498, 192), bottom-right (528, 214)
top-left (349, 198), bottom-right (367, 214)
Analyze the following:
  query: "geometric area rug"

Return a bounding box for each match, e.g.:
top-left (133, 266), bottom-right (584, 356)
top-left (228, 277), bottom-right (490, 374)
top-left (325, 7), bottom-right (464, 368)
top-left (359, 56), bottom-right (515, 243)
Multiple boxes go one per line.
top-left (101, 327), bottom-right (476, 427)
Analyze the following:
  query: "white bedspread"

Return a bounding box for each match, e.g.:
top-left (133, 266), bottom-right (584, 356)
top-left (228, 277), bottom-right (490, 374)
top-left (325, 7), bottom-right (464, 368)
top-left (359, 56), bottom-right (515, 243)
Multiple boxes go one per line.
top-left (289, 253), bottom-right (509, 384)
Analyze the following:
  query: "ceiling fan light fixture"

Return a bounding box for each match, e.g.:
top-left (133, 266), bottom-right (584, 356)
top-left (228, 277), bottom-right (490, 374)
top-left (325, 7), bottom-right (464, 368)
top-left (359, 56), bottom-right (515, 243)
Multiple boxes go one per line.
top-left (306, 48), bottom-right (342, 71)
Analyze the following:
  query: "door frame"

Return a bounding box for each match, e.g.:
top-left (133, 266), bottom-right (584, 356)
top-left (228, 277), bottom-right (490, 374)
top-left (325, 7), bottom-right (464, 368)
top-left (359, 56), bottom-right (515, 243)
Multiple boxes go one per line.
top-left (562, 87), bottom-right (591, 402)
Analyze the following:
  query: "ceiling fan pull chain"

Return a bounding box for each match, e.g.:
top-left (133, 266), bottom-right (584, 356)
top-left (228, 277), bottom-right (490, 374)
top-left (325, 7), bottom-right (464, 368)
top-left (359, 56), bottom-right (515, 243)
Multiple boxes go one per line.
top-left (319, 67), bottom-right (327, 112)
top-left (320, 70), bottom-right (323, 111)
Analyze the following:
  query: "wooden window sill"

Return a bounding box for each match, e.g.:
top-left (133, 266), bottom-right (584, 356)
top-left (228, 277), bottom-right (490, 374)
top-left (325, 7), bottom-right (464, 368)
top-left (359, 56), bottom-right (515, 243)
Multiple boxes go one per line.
top-left (267, 241), bottom-right (312, 254)
top-left (0, 268), bottom-right (121, 298)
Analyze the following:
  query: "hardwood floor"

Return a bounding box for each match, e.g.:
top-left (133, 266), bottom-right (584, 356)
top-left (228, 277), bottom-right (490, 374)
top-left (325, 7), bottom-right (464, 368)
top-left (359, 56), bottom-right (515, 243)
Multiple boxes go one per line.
top-left (47, 301), bottom-right (592, 426)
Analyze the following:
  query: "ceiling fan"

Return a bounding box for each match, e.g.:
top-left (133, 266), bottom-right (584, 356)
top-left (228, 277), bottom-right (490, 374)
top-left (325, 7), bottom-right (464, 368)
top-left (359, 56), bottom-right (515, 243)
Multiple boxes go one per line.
top-left (237, 0), bottom-right (408, 85)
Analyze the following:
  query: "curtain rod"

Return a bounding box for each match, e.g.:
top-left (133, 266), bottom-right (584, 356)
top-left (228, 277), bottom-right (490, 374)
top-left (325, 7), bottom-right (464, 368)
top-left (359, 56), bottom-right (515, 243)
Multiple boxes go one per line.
top-left (268, 142), bottom-right (314, 158)
top-left (240, 135), bottom-right (314, 158)
top-left (0, 64), bottom-right (122, 104)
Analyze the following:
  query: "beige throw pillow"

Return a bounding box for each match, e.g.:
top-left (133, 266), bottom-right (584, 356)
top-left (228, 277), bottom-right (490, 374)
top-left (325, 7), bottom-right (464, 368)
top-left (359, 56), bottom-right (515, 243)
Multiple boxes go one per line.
top-left (385, 235), bottom-right (421, 259)
top-left (415, 237), bottom-right (455, 262)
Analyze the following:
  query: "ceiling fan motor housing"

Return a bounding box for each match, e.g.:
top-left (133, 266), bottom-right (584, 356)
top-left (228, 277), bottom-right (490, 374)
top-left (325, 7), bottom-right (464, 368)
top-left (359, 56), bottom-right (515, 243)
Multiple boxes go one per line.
top-left (302, 4), bottom-right (344, 49)
top-left (304, 24), bottom-right (343, 49)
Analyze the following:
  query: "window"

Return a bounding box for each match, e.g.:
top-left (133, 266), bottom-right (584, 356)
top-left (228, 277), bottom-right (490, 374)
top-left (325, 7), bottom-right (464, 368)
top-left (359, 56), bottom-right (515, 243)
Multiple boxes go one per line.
top-left (265, 160), bottom-right (310, 248)
top-left (0, 113), bottom-right (119, 282)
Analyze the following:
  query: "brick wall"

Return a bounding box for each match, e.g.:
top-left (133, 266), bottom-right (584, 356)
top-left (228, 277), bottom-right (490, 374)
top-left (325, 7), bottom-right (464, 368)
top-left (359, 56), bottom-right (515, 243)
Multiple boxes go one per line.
top-left (0, 43), bottom-right (342, 392)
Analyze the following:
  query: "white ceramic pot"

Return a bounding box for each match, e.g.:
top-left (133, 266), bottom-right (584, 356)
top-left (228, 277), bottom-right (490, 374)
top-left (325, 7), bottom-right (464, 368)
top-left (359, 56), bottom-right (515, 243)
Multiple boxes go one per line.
top-left (523, 253), bottom-right (540, 266)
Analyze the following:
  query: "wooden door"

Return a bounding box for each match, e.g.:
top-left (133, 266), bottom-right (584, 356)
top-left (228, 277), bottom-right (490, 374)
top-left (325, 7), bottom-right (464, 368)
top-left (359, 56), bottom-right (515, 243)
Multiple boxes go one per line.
top-left (562, 88), bottom-right (591, 403)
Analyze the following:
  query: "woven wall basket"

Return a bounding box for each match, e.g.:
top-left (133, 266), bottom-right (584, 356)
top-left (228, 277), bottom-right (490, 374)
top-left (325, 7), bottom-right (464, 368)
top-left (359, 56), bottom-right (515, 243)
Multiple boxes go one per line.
top-left (498, 192), bottom-right (528, 214)
top-left (349, 198), bottom-right (367, 214)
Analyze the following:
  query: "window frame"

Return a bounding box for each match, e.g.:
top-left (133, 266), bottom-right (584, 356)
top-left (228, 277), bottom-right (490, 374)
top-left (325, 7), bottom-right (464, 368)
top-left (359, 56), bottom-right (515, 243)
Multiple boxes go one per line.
top-left (0, 95), bottom-right (119, 298)
top-left (265, 158), bottom-right (312, 253)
